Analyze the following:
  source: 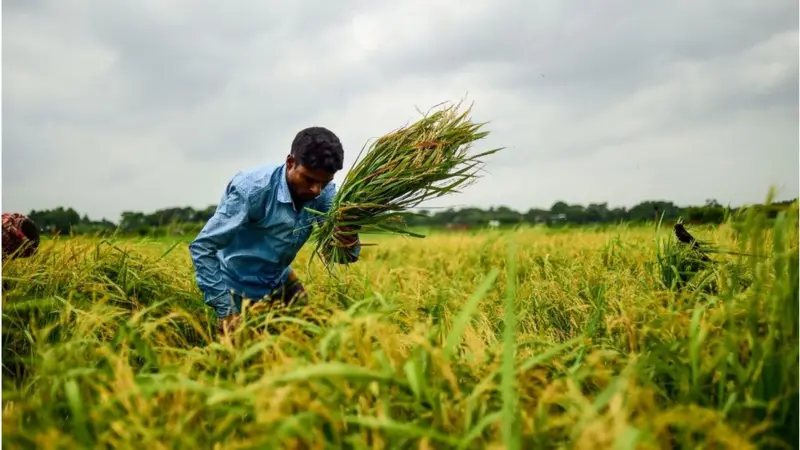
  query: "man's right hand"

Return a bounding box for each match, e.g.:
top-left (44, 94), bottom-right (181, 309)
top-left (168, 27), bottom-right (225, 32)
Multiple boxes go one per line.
top-left (217, 313), bottom-right (241, 336)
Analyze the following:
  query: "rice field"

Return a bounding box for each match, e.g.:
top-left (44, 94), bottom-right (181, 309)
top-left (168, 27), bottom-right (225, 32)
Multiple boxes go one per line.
top-left (1, 206), bottom-right (798, 449)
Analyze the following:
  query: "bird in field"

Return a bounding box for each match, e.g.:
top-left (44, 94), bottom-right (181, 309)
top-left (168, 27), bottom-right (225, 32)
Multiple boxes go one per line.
top-left (674, 223), bottom-right (712, 262)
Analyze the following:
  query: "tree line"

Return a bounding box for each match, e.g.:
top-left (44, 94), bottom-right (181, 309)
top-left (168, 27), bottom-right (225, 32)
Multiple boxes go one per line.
top-left (24, 198), bottom-right (796, 238)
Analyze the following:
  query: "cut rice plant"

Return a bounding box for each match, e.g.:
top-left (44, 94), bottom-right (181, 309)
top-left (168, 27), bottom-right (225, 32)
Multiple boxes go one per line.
top-left (307, 101), bottom-right (503, 267)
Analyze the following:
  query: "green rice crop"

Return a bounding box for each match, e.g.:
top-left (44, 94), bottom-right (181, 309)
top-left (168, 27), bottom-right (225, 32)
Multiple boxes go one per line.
top-left (1, 197), bottom-right (797, 448)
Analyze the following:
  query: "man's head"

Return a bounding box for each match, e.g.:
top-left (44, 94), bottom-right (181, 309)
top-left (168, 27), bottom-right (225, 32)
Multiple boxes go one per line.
top-left (285, 126), bottom-right (344, 202)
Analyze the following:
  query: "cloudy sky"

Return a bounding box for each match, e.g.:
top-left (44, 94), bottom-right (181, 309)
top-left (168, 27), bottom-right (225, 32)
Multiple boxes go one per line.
top-left (3, 0), bottom-right (798, 221)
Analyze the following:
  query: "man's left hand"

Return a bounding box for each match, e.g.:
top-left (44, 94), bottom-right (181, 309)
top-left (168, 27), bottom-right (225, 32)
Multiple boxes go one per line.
top-left (333, 225), bottom-right (360, 248)
top-left (330, 220), bottom-right (360, 264)
top-left (333, 214), bottom-right (360, 247)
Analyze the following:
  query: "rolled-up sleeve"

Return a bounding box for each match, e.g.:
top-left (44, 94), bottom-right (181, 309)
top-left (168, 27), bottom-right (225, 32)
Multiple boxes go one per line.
top-left (189, 179), bottom-right (250, 318)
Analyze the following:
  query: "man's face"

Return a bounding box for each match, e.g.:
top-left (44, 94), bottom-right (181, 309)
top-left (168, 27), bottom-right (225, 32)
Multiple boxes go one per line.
top-left (285, 155), bottom-right (335, 202)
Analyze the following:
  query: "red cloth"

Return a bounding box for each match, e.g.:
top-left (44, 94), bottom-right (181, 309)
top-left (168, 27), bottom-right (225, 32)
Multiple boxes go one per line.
top-left (2, 213), bottom-right (38, 259)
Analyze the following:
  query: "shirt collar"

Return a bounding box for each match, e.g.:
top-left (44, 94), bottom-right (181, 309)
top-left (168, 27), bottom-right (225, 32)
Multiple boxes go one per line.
top-left (276, 163), bottom-right (293, 204)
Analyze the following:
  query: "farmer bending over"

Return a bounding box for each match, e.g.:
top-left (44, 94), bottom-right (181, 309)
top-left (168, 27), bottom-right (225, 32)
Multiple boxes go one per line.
top-left (189, 127), bottom-right (360, 335)
top-left (2, 213), bottom-right (41, 260)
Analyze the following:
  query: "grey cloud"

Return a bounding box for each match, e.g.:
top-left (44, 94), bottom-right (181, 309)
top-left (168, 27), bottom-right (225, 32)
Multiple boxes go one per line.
top-left (2, 0), bottom-right (797, 221)
top-left (348, 0), bottom-right (797, 172)
top-left (374, 1), bottom-right (796, 88)
top-left (7, 0), bottom-right (383, 162)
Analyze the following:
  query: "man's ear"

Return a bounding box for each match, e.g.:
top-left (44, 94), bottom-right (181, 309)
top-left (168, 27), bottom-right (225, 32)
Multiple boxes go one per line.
top-left (286, 154), bottom-right (295, 170)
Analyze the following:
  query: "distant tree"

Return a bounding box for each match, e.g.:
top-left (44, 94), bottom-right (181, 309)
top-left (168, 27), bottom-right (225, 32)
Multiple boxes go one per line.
top-left (550, 201), bottom-right (569, 215)
top-left (22, 196), bottom-right (797, 237)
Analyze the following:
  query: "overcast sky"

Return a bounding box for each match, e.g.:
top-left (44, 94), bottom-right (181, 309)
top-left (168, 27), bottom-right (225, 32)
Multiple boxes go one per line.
top-left (3, 0), bottom-right (798, 221)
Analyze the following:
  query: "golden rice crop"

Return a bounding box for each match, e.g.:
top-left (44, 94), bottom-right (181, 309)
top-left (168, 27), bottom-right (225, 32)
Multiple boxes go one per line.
top-left (1, 200), bottom-right (797, 448)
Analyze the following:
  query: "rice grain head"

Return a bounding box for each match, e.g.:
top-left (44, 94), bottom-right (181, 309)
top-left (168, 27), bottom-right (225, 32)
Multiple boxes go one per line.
top-left (308, 101), bottom-right (503, 268)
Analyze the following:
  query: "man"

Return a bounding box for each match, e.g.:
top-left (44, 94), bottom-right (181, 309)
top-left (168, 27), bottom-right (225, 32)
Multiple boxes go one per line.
top-left (2, 213), bottom-right (41, 260)
top-left (189, 127), bottom-right (361, 335)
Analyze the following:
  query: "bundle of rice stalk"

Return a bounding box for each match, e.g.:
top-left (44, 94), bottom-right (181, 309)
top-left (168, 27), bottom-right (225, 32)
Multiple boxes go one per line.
top-left (306, 101), bottom-right (503, 267)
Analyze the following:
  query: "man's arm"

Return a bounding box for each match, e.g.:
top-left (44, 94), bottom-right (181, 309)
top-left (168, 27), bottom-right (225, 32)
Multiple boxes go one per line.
top-left (189, 179), bottom-right (251, 318)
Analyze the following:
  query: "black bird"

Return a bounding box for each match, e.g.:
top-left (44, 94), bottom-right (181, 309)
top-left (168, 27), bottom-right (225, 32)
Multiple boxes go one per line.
top-left (674, 223), bottom-right (711, 261)
top-left (674, 223), bottom-right (699, 248)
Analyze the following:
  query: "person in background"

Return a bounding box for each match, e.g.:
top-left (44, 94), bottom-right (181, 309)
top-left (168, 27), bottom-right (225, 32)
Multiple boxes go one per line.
top-left (189, 127), bottom-right (361, 336)
top-left (2, 213), bottom-right (41, 260)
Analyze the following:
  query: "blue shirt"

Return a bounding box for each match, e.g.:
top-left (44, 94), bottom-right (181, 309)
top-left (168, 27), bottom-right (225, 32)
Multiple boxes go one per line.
top-left (188, 163), bottom-right (360, 318)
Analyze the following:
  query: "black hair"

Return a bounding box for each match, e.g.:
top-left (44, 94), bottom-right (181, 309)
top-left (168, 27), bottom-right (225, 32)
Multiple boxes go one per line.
top-left (18, 217), bottom-right (40, 258)
top-left (290, 127), bottom-right (344, 173)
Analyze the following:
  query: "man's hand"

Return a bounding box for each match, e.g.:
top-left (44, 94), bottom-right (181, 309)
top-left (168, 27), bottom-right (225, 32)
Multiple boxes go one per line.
top-left (333, 225), bottom-right (360, 247)
top-left (330, 222), bottom-right (360, 264)
top-left (217, 313), bottom-right (241, 336)
top-left (333, 214), bottom-right (360, 246)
